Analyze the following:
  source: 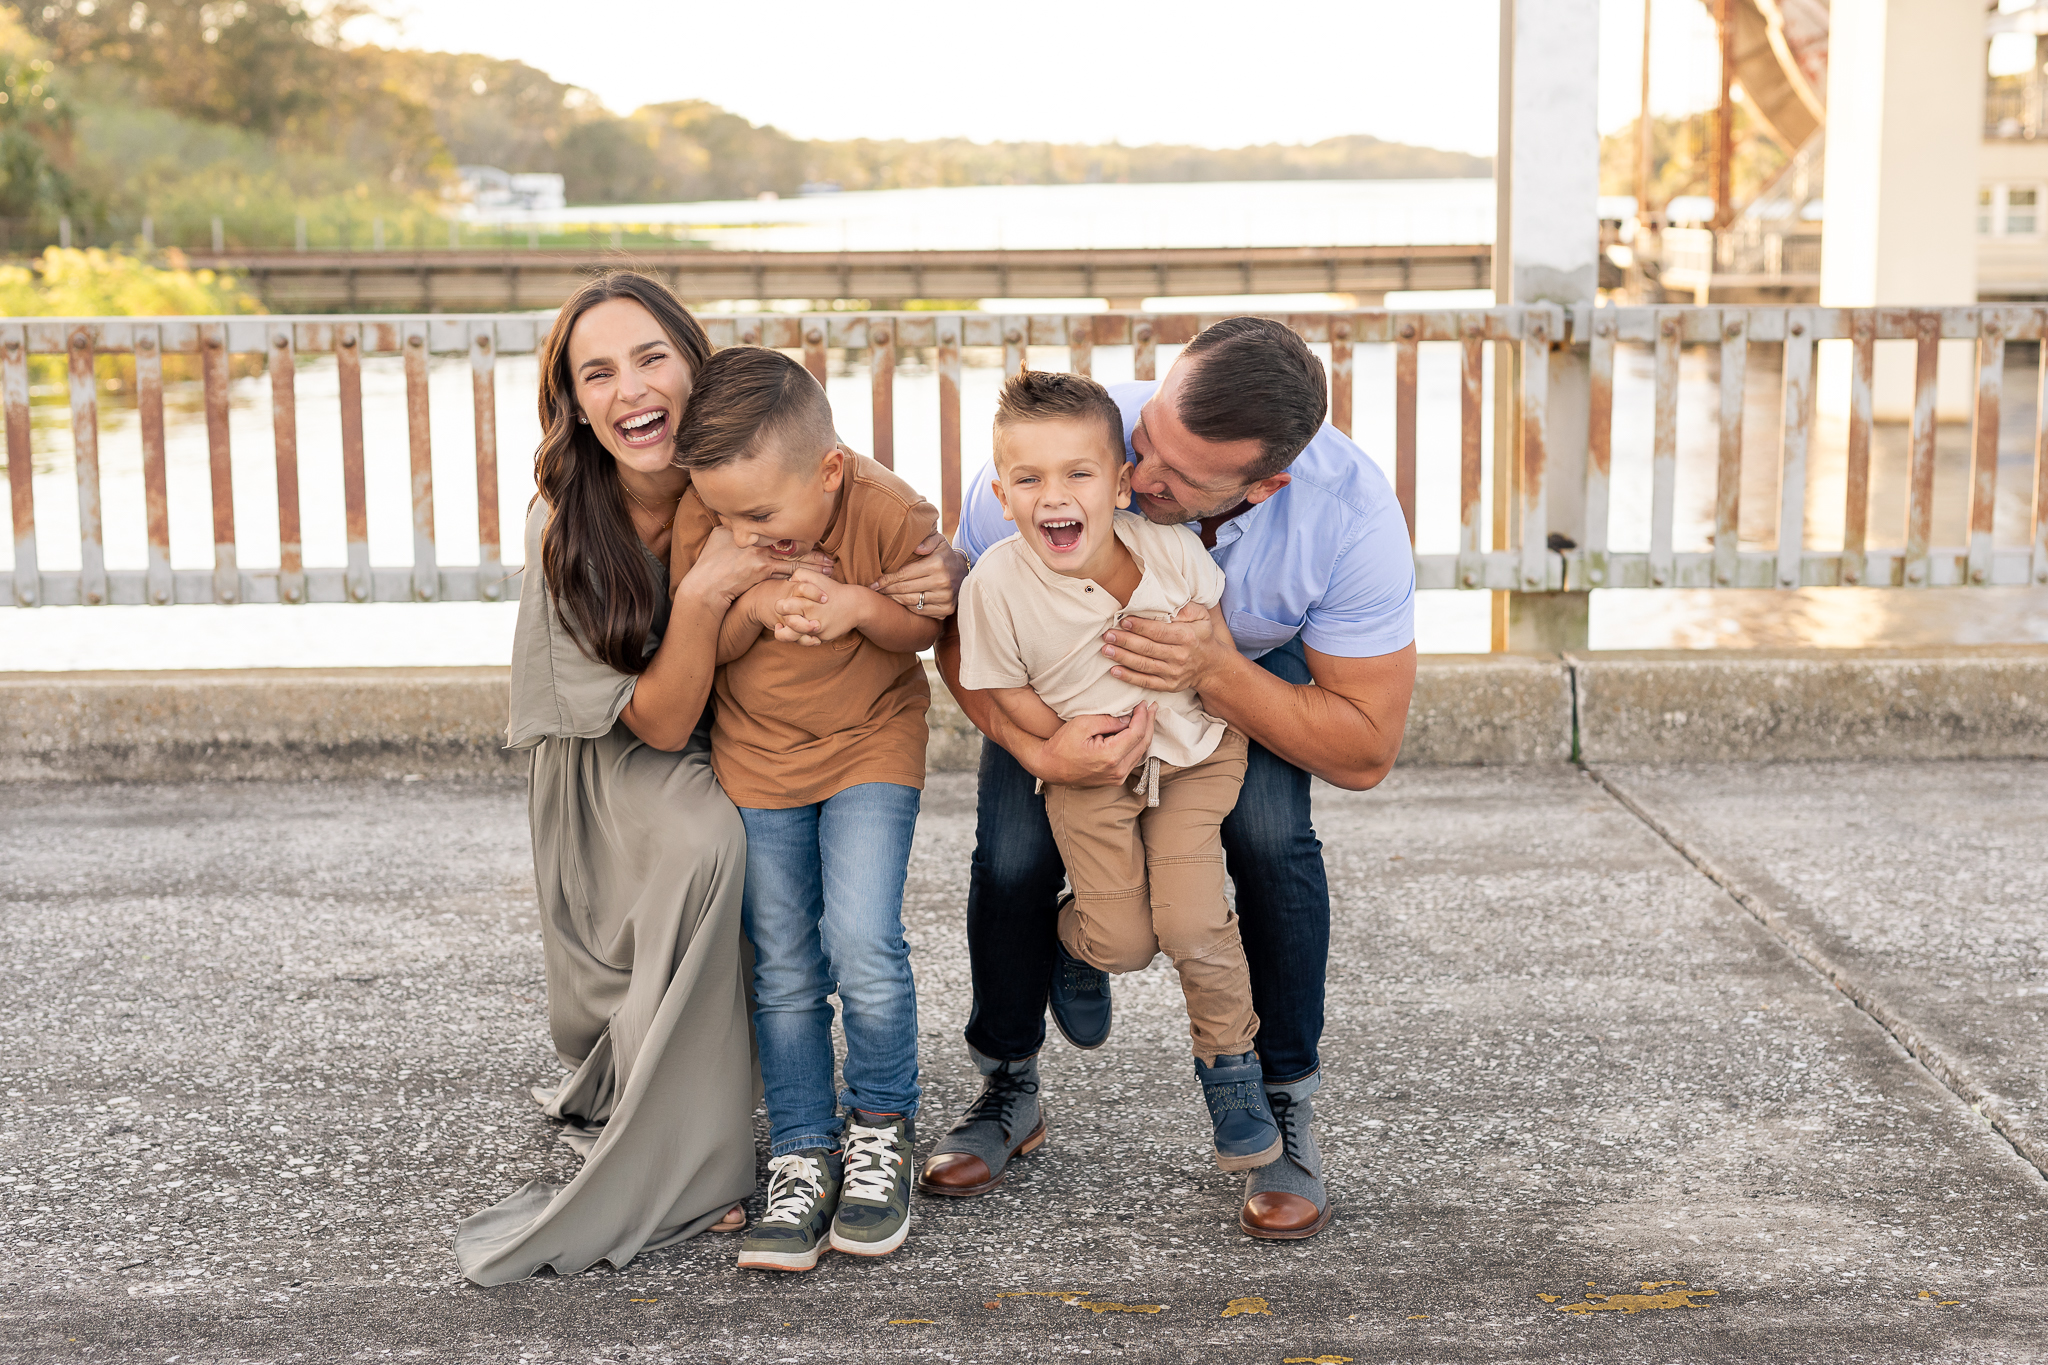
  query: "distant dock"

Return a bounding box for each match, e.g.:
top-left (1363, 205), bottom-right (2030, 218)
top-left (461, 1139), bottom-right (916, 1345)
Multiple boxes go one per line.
top-left (179, 243), bottom-right (1493, 312)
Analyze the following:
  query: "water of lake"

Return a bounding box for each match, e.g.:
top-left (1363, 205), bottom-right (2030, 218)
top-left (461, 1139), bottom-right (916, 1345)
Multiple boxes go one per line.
top-left (480, 179), bottom-right (1502, 253)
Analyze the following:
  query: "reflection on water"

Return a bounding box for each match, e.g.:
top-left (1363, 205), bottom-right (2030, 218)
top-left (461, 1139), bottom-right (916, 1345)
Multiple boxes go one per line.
top-left (3, 333), bottom-right (2045, 670)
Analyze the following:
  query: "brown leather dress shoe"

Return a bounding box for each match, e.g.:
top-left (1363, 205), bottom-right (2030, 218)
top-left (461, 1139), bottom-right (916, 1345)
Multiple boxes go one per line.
top-left (916, 1118), bottom-right (1046, 1197)
top-left (1238, 1190), bottom-right (1333, 1240)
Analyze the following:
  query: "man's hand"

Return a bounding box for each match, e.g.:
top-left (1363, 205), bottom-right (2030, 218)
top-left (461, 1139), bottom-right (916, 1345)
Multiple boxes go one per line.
top-left (871, 532), bottom-right (967, 619)
top-left (1029, 705), bottom-right (1157, 787)
top-left (1100, 603), bottom-right (1237, 694)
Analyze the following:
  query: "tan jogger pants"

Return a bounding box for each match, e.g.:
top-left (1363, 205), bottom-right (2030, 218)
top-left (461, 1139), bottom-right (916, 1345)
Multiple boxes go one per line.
top-left (1043, 727), bottom-right (1254, 1064)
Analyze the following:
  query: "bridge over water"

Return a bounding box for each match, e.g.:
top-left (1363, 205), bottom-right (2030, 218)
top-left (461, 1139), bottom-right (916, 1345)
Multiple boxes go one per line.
top-left (182, 244), bottom-right (1495, 313)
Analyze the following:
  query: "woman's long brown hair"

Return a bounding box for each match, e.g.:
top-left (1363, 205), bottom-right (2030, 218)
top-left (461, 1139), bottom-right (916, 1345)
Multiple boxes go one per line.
top-left (533, 272), bottom-right (712, 674)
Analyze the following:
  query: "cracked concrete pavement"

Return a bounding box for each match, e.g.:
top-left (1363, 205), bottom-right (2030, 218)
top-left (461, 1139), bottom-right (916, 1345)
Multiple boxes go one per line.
top-left (1, 759), bottom-right (2044, 1363)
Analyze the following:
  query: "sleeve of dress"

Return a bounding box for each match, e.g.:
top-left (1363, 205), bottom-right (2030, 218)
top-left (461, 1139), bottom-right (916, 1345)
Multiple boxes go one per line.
top-left (505, 500), bottom-right (640, 749)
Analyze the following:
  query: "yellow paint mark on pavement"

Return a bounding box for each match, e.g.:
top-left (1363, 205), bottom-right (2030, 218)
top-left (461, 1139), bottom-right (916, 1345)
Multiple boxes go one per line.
top-left (1282, 1356), bottom-right (1354, 1364)
top-left (1221, 1297), bottom-right (1271, 1317)
top-left (628, 1298), bottom-right (656, 1303)
top-left (1407, 1314), bottom-right (1429, 1319)
top-left (996, 1290), bottom-right (1164, 1314)
top-left (889, 1319), bottom-right (935, 1325)
top-left (1536, 1294), bottom-right (1560, 1303)
top-left (1549, 1281), bottom-right (1719, 1315)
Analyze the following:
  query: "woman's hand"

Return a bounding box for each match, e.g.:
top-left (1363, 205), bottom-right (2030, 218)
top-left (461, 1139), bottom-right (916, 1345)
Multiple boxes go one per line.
top-left (677, 526), bottom-right (834, 610)
top-left (871, 533), bottom-right (968, 620)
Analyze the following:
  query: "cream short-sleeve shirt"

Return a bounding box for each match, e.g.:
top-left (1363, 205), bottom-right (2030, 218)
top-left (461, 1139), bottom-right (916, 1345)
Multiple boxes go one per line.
top-left (957, 510), bottom-right (1228, 769)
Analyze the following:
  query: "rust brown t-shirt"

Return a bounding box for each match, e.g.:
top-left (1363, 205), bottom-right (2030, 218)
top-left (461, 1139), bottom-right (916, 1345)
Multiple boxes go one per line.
top-left (673, 454), bottom-right (937, 810)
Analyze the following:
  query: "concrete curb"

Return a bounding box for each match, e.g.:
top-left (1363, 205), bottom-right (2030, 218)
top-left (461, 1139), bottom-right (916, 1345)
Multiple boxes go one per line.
top-left (0, 667), bottom-right (517, 781)
top-left (1568, 645), bottom-right (2048, 763)
top-left (3, 646), bottom-right (2043, 780)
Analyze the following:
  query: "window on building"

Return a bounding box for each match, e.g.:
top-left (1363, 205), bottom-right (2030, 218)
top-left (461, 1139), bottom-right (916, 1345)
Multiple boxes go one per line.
top-left (2008, 186), bottom-right (2039, 235)
top-left (1980, 184), bottom-right (2046, 237)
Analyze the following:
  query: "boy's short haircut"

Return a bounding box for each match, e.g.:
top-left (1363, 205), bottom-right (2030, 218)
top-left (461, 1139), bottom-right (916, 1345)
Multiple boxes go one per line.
top-left (992, 369), bottom-right (1125, 468)
top-left (673, 346), bottom-right (838, 472)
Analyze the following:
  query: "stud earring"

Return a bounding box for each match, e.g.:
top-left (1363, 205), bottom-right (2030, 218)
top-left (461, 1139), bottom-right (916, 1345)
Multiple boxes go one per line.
top-left (575, 414), bottom-right (589, 425)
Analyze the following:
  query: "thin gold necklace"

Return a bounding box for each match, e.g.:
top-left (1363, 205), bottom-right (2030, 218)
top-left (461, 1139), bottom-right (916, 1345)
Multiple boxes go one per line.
top-left (620, 477), bottom-right (678, 533)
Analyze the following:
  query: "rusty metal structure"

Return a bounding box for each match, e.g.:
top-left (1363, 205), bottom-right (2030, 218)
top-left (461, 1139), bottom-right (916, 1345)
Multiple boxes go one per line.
top-left (170, 245), bottom-right (1495, 314)
top-left (5, 306), bottom-right (2047, 614)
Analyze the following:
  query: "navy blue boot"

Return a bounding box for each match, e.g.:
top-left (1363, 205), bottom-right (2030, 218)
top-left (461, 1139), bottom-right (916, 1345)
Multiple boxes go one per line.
top-left (1049, 938), bottom-right (1112, 1050)
top-left (1195, 1051), bottom-right (1282, 1171)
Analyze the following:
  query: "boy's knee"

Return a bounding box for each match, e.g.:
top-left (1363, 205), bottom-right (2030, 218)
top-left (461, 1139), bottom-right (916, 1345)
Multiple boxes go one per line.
top-left (1065, 903), bottom-right (1157, 973)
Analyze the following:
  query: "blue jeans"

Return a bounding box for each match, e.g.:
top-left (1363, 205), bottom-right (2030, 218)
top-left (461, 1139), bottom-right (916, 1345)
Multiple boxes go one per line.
top-left (963, 636), bottom-right (1329, 1083)
top-left (739, 782), bottom-right (923, 1156)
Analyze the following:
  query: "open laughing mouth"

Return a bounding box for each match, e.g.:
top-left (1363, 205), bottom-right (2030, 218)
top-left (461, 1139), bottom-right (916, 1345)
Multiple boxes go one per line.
top-left (1037, 518), bottom-right (1084, 553)
top-left (615, 408), bottom-right (669, 447)
top-left (769, 539), bottom-right (804, 558)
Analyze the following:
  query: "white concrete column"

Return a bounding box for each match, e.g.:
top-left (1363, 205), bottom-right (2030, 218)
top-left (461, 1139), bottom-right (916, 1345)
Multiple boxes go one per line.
top-left (1494, 0), bottom-right (1601, 651)
top-left (1821, 0), bottom-right (1987, 419)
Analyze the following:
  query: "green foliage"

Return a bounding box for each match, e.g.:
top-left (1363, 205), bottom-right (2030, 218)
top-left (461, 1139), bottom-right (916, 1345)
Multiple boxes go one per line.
top-left (0, 10), bottom-right (76, 227)
top-left (69, 97), bottom-right (443, 250)
top-left (0, 245), bottom-right (261, 389)
top-left (0, 245), bottom-right (259, 315)
top-left (1598, 106), bottom-right (1789, 209)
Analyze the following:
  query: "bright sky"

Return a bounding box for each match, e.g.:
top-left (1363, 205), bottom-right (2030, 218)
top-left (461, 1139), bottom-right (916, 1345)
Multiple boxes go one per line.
top-left (353, 0), bottom-right (1726, 157)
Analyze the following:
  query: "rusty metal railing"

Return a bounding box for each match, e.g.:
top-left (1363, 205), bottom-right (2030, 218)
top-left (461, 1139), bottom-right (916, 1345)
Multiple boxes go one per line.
top-left (5, 307), bottom-right (2047, 609)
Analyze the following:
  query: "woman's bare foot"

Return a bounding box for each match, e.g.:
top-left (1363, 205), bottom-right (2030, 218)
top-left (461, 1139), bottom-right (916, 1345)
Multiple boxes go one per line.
top-left (712, 1203), bottom-right (746, 1233)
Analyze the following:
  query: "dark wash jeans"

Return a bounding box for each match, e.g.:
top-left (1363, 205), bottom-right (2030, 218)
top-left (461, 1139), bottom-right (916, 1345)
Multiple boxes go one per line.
top-left (961, 636), bottom-right (1329, 1084)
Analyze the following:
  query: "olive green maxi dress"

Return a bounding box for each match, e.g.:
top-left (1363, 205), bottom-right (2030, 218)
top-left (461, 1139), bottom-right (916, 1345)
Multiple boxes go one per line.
top-left (453, 500), bottom-right (757, 1286)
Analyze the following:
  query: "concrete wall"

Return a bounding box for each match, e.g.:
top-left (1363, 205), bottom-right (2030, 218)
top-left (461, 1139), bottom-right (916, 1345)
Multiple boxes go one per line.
top-left (1568, 646), bottom-right (2048, 764)
top-left (5, 647), bottom-right (2042, 782)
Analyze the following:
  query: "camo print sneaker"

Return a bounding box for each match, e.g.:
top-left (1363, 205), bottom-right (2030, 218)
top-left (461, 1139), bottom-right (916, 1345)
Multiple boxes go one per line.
top-left (736, 1149), bottom-right (840, 1272)
top-left (829, 1112), bottom-right (913, 1257)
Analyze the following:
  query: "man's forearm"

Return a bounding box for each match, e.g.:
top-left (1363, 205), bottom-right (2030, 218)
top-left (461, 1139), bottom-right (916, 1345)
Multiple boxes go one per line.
top-left (852, 586), bottom-right (943, 653)
top-left (1198, 650), bottom-right (1402, 789)
top-left (936, 629), bottom-right (1046, 770)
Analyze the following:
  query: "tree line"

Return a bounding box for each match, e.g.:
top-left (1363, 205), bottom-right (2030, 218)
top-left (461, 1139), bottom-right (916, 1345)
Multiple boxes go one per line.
top-left (2, 0), bottom-right (1490, 254)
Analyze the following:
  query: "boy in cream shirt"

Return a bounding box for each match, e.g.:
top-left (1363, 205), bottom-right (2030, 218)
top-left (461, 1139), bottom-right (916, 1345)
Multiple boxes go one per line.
top-left (955, 370), bottom-right (1282, 1173)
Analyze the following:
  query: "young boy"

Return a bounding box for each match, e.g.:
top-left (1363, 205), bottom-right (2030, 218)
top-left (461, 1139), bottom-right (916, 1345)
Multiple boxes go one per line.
top-left (954, 369), bottom-right (1282, 1174)
top-left (670, 346), bottom-right (941, 1272)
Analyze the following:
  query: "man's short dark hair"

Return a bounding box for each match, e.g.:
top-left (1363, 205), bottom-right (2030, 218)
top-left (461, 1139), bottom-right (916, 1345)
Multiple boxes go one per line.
top-left (992, 368), bottom-right (1124, 467)
top-left (1176, 316), bottom-right (1328, 481)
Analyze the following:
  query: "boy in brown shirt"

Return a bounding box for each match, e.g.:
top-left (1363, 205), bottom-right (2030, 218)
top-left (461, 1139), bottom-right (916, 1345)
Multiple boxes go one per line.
top-left (953, 370), bottom-right (1282, 1176)
top-left (670, 346), bottom-right (939, 1273)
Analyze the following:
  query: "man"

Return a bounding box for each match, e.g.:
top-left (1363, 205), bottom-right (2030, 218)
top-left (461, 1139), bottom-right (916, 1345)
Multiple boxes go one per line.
top-left (918, 316), bottom-right (1417, 1238)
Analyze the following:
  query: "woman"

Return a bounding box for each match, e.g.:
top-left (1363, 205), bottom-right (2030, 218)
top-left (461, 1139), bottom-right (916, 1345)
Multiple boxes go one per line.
top-left (456, 272), bottom-right (962, 1285)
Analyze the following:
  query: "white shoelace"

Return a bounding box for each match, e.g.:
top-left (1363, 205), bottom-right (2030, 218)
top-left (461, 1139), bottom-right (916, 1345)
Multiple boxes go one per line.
top-left (759, 1153), bottom-right (825, 1226)
top-left (839, 1121), bottom-right (903, 1204)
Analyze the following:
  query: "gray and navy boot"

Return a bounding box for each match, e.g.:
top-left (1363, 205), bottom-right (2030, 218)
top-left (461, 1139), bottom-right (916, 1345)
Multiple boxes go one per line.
top-left (830, 1111), bottom-right (914, 1257)
top-left (736, 1148), bottom-right (840, 1271)
top-left (916, 1046), bottom-right (1046, 1197)
top-left (1195, 1051), bottom-right (1283, 1171)
top-left (1239, 1071), bottom-right (1331, 1239)
top-left (1050, 932), bottom-right (1113, 1049)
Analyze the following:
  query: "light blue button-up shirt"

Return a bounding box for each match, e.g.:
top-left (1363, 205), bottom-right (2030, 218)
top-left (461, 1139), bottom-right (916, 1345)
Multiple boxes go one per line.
top-left (954, 380), bottom-right (1416, 661)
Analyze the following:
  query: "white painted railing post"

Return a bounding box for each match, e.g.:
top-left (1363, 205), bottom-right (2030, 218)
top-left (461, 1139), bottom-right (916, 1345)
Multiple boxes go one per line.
top-left (1493, 0), bottom-right (1602, 651)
